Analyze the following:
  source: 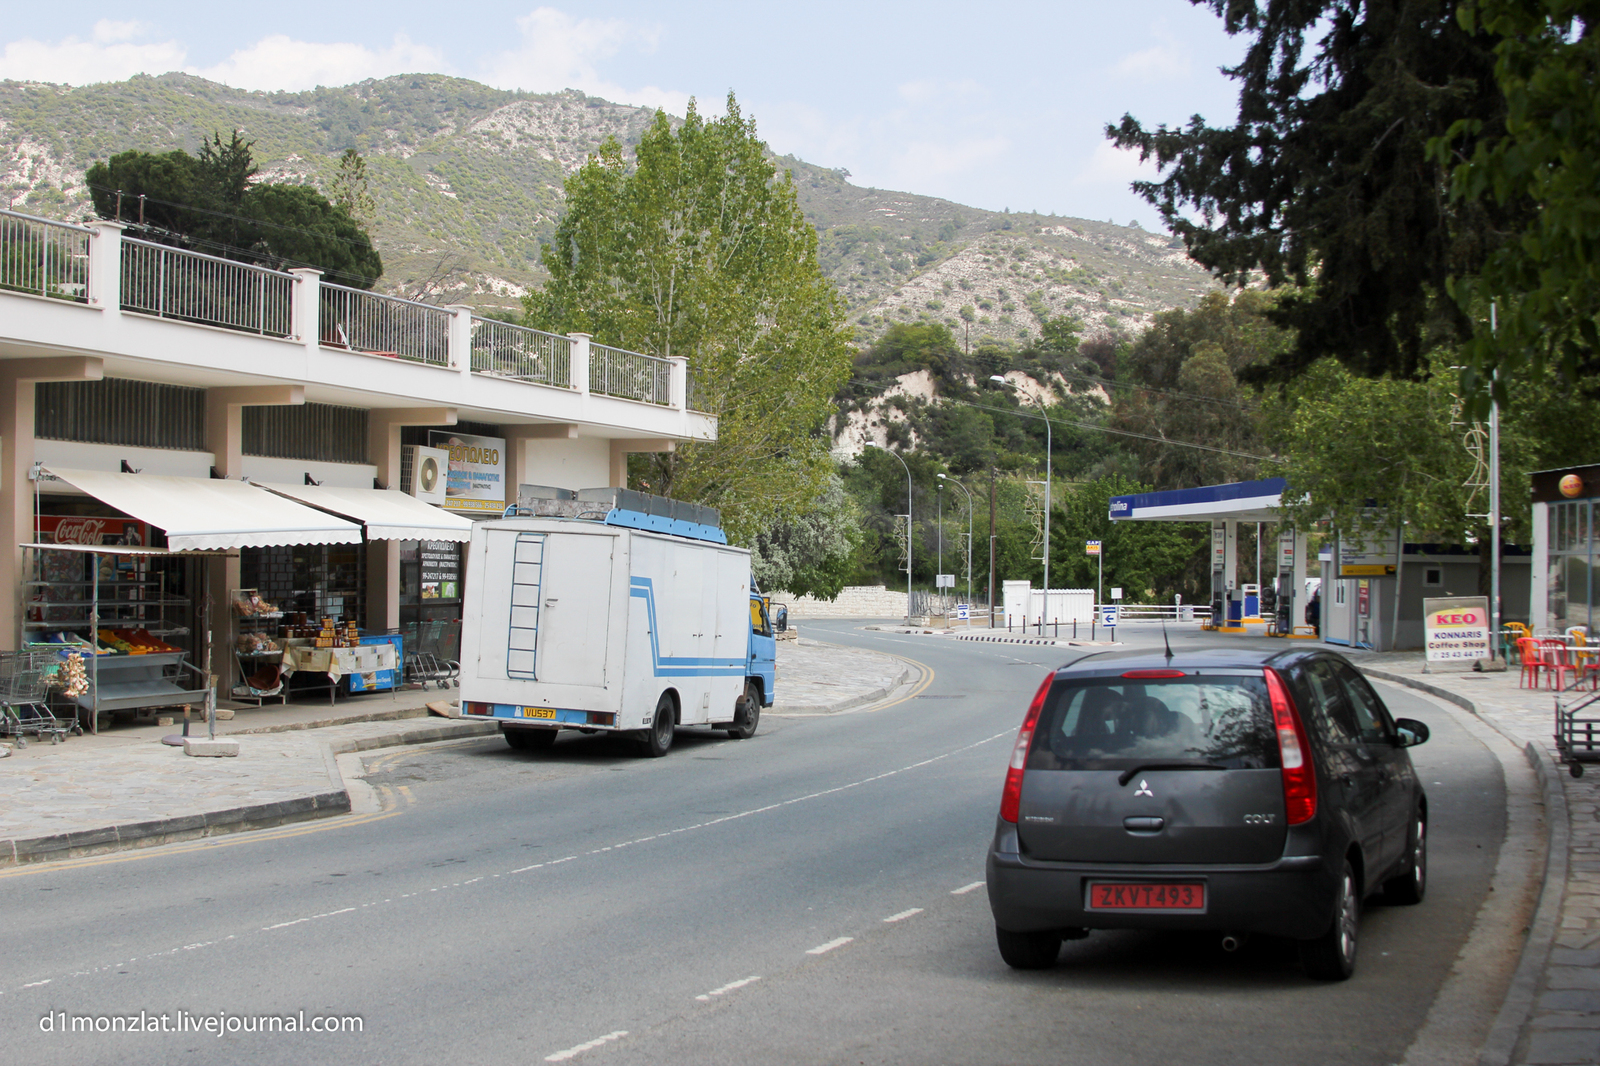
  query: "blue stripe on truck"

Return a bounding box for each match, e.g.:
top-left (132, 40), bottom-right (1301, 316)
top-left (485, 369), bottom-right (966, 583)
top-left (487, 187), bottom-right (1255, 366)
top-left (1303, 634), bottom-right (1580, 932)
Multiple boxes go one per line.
top-left (630, 577), bottom-right (748, 677)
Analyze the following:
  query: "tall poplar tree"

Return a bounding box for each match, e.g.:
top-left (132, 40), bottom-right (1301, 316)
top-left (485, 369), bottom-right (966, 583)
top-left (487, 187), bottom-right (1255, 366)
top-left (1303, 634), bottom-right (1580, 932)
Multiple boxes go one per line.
top-left (525, 94), bottom-right (852, 543)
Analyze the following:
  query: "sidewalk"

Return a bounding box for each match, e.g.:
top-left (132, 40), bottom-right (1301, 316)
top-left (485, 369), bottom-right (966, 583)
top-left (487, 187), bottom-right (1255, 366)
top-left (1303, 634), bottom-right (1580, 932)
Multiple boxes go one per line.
top-left (0, 634), bottom-right (913, 869)
top-left (1351, 651), bottom-right (1598, 1066)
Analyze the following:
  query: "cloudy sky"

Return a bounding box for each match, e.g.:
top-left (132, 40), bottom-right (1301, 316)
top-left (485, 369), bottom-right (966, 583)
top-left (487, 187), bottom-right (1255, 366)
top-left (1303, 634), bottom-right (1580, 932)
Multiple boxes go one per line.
top-left (0, 2), bottom-right (1246, 229)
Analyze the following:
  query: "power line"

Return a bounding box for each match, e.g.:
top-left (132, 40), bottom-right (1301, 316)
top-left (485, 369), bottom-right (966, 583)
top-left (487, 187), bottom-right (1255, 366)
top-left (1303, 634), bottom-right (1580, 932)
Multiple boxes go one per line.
top-left (84, 181), bottom-right (377, 251)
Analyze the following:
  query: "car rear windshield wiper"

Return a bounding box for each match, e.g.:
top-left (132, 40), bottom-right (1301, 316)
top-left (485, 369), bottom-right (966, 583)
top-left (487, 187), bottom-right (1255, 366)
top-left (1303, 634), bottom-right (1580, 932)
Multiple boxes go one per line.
top-left (1117, 760), bottom-right (1229, 787)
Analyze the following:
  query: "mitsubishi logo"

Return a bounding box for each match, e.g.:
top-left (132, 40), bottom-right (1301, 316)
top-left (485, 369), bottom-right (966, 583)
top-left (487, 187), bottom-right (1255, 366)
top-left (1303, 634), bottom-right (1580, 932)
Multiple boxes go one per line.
top-left (1134, 779), bottom-right (1154, 797)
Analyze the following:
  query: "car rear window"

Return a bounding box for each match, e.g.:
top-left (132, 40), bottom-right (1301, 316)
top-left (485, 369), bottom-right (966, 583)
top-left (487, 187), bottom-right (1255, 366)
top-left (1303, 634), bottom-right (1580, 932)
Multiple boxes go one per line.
top-left (1026, 674), bottom-right (1281, 772)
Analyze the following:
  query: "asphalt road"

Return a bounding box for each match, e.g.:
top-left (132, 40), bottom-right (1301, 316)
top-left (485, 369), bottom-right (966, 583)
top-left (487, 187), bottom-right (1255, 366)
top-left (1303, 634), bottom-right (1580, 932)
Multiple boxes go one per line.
top-left (1, 624), bottom-right (1511, 1065)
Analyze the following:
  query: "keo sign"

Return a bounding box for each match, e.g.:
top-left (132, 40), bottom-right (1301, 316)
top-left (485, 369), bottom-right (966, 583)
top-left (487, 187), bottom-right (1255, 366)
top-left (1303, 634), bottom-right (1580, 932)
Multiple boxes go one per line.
top-left (1422, 595), bottom-right (1491, 663)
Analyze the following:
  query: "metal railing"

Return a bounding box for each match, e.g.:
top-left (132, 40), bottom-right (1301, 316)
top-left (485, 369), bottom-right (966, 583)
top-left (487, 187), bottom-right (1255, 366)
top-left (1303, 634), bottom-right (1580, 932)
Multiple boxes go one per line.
top-left (590, 342), bottom-right (672, 405)
top-left (0, 209), bottom-right (91, 302)
top-left (121, 238), bottom-right (293, 336)
top-left (685, 367), bottom-right (710, 413)
top-left (470, 318), bottom-right (571, 388)
top-left (321, 283), bottom-right (450, 366)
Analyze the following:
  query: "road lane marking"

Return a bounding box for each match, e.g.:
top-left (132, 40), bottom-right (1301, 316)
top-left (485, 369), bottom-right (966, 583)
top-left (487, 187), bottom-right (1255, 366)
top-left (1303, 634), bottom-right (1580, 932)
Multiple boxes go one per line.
top-left (545, 1030), bottom-right (628, 1061)
top-left (262, 906), bottom-right (355, 931)
top-left (695, 975), bottom-right (760, 1001)
top-left (951, 881), bottom-right (985, 895)
top-left (884, 908), bottom-right (924, 922)
top-left (806, 937), bottom-right (853, 955)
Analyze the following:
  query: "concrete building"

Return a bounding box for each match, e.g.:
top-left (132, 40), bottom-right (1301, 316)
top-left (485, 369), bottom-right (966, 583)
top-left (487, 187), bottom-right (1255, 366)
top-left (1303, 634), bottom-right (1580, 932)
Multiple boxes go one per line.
top-left (1, 210), bottom-right (714, 709)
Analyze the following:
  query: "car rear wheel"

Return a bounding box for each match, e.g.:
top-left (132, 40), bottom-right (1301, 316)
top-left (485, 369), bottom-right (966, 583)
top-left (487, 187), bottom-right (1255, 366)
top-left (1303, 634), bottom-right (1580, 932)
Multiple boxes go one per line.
top-left (504, 727), bottom-right (558, 751)
top-left (1384, 808), bottom-right (1427, 905)
top-left (639, 695), bottom-right (675, 758)
top-left (995, 926), bottom-right (1061, 970)
top-left (727, 682), bottom-right (761, 740)
top-left (1300, 859), bottom-right (1360, 981)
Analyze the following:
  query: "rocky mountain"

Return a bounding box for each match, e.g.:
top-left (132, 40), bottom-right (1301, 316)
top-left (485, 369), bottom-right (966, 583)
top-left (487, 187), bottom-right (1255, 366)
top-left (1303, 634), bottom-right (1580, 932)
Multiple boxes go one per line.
top-left (0, 72), bottom-right (1217, 344)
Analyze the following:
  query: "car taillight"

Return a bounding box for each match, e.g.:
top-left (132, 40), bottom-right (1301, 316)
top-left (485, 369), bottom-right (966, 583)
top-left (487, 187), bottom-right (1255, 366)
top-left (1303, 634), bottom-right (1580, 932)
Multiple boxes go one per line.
top-left (1265, 668), bottom-right (1317, 825)
top-left (1000, 672), bottom-right (1054, 823)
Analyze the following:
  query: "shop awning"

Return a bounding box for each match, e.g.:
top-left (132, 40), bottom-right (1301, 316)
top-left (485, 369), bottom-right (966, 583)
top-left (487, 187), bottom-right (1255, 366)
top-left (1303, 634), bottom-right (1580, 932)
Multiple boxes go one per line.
top-left (42, 467), bottom-right (363, 550)
top-left (258, 483), bottom-right (474, 542)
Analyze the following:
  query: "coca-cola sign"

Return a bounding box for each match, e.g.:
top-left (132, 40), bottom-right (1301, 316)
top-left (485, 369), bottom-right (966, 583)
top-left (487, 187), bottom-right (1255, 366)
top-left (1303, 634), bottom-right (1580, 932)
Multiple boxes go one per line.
top-left (38, 515), bottom-right (147, 546)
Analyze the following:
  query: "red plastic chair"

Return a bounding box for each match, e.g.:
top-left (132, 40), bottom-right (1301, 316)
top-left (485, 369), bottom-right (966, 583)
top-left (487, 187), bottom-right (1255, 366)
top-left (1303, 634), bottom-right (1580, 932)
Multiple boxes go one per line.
top-left (1540, 639), bottom-right (1577, 691)
top-left (1517, 638), bottom-right (1543, 689)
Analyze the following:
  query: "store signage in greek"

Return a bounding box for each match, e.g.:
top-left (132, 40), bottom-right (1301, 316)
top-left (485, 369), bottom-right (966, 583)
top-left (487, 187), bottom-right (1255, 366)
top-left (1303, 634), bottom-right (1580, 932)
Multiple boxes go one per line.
top-left (1422, 595), bottom-right (1491, 663)
top-left (428, 431), bottom-right (507, 513)
top-left (1338, 530), bottom-right (1398, 577)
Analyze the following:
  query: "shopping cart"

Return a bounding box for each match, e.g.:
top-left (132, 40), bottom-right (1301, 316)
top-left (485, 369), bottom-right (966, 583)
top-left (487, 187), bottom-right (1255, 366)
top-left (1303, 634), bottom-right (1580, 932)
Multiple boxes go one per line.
top-left (1555, 689), bottom-right (1600, 778)
top-left (0, 649), bottom-right (75, 747)
top-left (404, 619), bottom-right (460, 690)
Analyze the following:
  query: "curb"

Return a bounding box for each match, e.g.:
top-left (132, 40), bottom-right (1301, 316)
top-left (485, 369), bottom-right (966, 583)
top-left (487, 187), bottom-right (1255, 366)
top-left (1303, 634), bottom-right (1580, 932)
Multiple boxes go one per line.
top-left (1360, 667), bottom-right (1567, 1066)
top-left (220, 702), bottom-right (438, 736)
top-left (0, 719), bottom-right (501, 871)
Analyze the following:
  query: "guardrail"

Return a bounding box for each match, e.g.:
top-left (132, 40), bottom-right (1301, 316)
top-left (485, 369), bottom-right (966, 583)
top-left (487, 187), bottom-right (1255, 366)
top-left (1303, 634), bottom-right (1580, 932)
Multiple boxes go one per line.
top-left (470, 318), bottom-right (571, 388)
top-left (320, 283), bottom-right (451, 365)
top-left (0, 209), bottom-right (91, 303)
top-left (121, 238), bottom-right (294, 336)
top-left (591, 342), bottom-right (672, 405)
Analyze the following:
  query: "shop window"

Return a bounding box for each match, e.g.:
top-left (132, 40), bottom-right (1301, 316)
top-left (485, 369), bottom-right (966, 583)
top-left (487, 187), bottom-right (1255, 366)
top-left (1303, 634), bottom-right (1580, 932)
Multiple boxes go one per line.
top-left (240, 544), bottom-right (367, 628)
top-left (399, 539), bottom-right (463, 662)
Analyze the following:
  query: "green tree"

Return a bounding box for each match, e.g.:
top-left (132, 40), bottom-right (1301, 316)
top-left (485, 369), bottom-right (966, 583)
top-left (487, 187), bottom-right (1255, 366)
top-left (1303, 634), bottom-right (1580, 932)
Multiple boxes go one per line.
top-left (330, 148), bottom-right (376, 228)
top-left (1108, 0), bottom-right (1522, 384)
top-left (526, 94), bottom-right (851, 543)
top-left (750, 472), bottom-right (863, 600)
top-left (1038, 314), bottom-right (1082, 354)
top-left (1049, 474), bottom-right (1206, 603)
top-left (1432, 0), bottom-right (1600, 413)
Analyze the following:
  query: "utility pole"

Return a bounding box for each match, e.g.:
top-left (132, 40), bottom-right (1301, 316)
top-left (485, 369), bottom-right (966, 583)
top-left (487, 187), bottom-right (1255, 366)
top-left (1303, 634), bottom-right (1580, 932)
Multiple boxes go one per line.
top-left (989, 465), bottom-right (998, 627)
top-left (1490, 303), bottom-right (1502, 655)
top-left (865, 443), bottom-right (913, 623)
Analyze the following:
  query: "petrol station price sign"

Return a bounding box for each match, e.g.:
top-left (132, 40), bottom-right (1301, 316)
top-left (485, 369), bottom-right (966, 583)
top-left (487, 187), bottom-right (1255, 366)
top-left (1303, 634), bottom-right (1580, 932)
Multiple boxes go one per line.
top-left (1422, 596), bottom-right (1491, 663)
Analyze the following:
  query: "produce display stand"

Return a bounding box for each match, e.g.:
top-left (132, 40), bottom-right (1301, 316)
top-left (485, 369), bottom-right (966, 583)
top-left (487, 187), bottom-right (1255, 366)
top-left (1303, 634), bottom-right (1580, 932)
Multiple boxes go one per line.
top-left (21, 543), bottom-right (235, 735)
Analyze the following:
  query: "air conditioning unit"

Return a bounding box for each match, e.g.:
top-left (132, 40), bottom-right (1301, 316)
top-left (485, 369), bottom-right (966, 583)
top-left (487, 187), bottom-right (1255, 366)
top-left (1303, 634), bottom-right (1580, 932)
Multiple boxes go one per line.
top-left (402, 445), bottom-right (448, 505)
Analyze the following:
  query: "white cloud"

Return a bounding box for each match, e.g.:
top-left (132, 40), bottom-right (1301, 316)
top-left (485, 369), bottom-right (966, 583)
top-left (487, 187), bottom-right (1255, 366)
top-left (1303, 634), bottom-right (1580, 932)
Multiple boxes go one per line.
top-left (895, 78), bottom-right (984, 105)
top-left (1113, 35), bottom-right (1193, 81)
top-left (1072, 142), bottom-right (1161, 189)
top-left (191, 34), bottom-right (448, 92)
top-left (478, 6), bottom-right (689, 113)
top-left (890, 135), bottom-right (1011, 180)
top-left (0, 19), bottom-right (186, 84)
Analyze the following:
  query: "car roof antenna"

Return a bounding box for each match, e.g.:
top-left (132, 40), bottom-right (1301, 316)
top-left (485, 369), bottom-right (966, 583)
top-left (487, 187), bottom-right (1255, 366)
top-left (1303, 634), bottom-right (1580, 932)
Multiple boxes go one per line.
top-left (1162, 620), bottom-right (1173, 662)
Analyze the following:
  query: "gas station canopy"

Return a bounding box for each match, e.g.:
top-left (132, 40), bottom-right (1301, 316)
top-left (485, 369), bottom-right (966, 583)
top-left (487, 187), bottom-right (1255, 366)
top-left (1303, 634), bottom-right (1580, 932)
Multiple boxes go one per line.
top-left (1108, 478), bottom-right (1287, 524)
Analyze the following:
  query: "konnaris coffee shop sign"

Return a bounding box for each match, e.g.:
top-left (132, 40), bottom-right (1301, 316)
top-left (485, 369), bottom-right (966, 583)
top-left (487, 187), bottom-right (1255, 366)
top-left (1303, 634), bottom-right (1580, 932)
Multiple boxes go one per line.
top-left (1423, 596), bottom-right (1492, 664)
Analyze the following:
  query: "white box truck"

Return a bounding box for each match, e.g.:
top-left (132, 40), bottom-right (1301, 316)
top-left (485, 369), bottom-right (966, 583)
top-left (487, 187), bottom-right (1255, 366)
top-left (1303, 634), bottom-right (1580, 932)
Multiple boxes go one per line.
top-left (459, 488), bottom-right (777, 757)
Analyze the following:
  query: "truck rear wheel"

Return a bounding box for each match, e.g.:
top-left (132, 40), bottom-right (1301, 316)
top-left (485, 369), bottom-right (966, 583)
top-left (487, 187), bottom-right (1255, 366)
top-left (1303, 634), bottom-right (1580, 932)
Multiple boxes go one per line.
top-left (639, 695), bottom-right (675, 758)
top-left (728, 682), bottom-right (761, 740)
top-left (504, 727), bottom-right (558, 751)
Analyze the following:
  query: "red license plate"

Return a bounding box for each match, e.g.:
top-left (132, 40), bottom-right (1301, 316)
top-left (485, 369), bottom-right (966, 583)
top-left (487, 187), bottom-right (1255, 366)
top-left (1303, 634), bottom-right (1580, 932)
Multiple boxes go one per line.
top-left (1088, 882), bottom-right (1205, 910)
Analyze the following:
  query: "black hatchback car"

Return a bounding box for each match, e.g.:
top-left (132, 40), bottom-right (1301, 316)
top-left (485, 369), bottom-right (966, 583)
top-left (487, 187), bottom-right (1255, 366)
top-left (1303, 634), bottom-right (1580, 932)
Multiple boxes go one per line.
top-left (986, 647), bottom-right (1429, 980)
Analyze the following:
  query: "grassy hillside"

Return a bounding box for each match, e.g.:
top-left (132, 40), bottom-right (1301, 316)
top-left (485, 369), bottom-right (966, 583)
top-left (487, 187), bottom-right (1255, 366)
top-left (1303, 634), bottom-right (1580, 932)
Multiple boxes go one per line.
top-left (0, 73), bottom-right (1216, 339)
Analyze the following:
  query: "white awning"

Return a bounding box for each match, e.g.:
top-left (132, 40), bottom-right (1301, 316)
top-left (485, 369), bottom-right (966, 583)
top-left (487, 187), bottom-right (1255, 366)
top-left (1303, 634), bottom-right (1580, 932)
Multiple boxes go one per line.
top-left (258, 483), bottom-right (474, 542)
top-left (43, 467), bottom-right (363, 551)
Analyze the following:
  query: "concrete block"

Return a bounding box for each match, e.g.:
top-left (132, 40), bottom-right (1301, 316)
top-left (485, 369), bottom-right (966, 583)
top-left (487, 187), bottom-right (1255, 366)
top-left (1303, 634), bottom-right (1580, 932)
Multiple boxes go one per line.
top-left (183, 738), bottom-right (239, 758)
top-left (214, 708), bottom-right (235, 720)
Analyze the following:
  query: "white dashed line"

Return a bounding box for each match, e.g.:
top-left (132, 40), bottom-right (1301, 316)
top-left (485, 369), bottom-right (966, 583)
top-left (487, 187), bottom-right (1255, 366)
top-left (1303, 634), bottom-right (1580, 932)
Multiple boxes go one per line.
top-left (805, 937), bottom-right (854, 956)
top-left (545, 1030), bottom-right (628, 1061)
top-left (951, 881), bottom-right (985, 895)
top-left (883, 908), bottom-right (924, 923)
top-left (21, 979), bottom-right (50, 988)
top-left (695, 975), bottom-right (760, 1001)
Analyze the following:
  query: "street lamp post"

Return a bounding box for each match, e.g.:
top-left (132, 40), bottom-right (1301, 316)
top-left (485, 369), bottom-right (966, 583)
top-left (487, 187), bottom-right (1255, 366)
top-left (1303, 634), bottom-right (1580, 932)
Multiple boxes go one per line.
top-left (864, 442), bottom-right (912, 623)
top-left (991, 376), bottom-right (1052, 633)
top-left (938, 473), bottom-right (974, 626)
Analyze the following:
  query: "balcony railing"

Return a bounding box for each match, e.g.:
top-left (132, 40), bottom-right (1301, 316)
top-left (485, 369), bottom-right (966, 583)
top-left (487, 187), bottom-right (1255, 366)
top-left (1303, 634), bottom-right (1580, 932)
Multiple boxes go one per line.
top-left (121, 238), bottom-right (294, 336)
top-left (685, 368), bottom-right (711, 414)
top-left (0, 209), bottom-right (91, 303)
top-left (320, 282), bottom-right (451, 366)
top-left (591, 342), bottom-right (672, 405)
top-left (470, 317), bottom-right (571, 388)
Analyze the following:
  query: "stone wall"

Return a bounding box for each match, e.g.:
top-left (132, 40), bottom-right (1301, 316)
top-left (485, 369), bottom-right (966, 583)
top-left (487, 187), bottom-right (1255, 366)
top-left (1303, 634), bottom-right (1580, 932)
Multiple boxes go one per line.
top-left (780, 585), bottom-right (908, 619)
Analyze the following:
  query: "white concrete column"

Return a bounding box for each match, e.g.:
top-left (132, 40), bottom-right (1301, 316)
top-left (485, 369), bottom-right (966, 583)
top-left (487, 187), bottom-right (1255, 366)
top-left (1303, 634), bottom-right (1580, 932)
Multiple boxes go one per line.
top-left (0, 357), bottom-right (104, 649)
top-left (568, 333), bottom-right (592, 396)
top-left (502, 424), bottom-right (578, 501)
top-left (85, 220), bottom-right (125, 315)
top-left (288, 268), bottom-right (322, 353)
top-left (446, 304), bottom-right (474, 377)
top-left (609, 439), bottom-right (674, 490)
top-left (670, 357), bottom-right (687, 411)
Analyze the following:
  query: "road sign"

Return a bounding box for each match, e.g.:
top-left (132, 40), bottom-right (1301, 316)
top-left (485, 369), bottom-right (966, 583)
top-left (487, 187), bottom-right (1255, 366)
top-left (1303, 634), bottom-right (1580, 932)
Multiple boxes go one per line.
top-left (1085, 540), bottom-right (1101, 556)
top-left (1102, 606), bottom-right (1118, 627)
top-left (1110, 587), bottom-right (1123, 600)
top-left (936, 573), bottom-right (955, 588)
top-left (956, 604), bottom-right (970, 620)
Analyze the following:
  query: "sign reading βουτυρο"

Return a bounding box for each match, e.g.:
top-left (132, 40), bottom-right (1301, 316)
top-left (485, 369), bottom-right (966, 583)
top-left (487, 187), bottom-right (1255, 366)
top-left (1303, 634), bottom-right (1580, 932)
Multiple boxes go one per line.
top-left (1422, 595), bottom-right (1491, 663)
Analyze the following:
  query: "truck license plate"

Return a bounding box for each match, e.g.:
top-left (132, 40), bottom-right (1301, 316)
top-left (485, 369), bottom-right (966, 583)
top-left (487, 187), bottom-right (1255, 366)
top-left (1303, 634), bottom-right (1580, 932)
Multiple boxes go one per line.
top-left (521, 707), bottom-right (557, 719)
